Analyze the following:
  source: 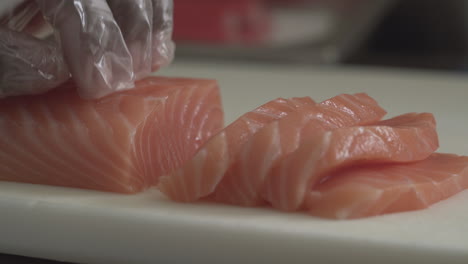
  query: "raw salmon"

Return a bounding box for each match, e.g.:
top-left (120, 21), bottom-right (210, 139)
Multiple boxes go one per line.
top-left (263, 113), bottom-right (439, 211)
top-left (158, 97), bottom-right (316, 202)
top-left (0, 77), bottom-right (223, 193)
top-left (212, 93), bottom-right (387, 206)
top-left (306, 153), bottom-right (468, 219)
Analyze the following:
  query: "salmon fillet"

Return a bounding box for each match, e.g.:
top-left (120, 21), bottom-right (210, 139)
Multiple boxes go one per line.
top-left (158, 97), bottom-right (316, 202)
top-left (263, 113), bottom-right (439, 211)
top-left (0, 77), bottom-right (223, 193)
top-left (306, 153), bottom-right (468, 219)
top-left (212, 93), bottom-right (387, 206)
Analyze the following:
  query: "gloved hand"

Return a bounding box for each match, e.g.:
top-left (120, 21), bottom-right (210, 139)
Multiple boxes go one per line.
top-left (0, 0), bottom-right (174, 99)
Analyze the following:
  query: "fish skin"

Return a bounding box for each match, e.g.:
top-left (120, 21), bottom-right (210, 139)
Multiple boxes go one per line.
top-left (262, 112), bottom-right (439, 212)
top-left (306, 153), bottom-right (468, 219)
top-left (0, 77), bottom-right (224, 193)
top-left (212, 93), bottom-right (387, 206)
top-left (158, 97), bottom-right (316, 202)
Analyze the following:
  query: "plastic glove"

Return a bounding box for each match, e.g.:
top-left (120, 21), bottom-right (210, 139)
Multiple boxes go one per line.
top-left (0, 0), bottom-right (174, 99)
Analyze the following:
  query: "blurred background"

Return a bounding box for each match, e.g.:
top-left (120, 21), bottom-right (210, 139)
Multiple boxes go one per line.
top-left (173, 0), bottom-right (468, 72)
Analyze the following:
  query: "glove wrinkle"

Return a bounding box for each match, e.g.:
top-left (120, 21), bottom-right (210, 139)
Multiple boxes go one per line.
top-left (0, 28), bottom-right (69, 98)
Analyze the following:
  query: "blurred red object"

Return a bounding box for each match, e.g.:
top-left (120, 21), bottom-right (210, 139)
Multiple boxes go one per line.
top-left (266, 0), bottom-right (312, 3)
top-left (173, 0), bottom-right (272, 45)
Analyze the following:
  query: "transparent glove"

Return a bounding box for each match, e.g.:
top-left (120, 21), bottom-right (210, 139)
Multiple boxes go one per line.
top-left (0, 0), bottom-right (174, 99)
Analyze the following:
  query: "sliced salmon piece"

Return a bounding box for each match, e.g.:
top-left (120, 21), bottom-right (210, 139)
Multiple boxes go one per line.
top-left (212, 93), bottom-right (387, 206)
top-left (0, 77), bottom-right (223, 193)
top-left (263, 113), bottom-right (439, 211)
top-left (158, 97), bottom-right (316, 202)
top-left (306, 153), bottom-right (468, 219)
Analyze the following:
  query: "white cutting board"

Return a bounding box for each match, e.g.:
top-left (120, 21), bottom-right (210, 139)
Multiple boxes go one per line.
top-left (1, 61), bottom-right (468, 264)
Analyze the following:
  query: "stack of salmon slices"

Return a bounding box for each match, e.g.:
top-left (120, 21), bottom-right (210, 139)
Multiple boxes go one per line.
top-left (156, 84), bottom-right (468, 220)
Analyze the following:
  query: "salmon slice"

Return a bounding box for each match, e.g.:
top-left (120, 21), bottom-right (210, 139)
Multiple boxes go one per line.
top-left (212, 93), bottom-right (387, 206)
top-left (0, 77), bottom-right (223, 193)
top-left (306, 153), bottom-right (468, 219)
top-left (158, 97), bottom-right (316, 202)
top-left (263, 113), bottom-right (439, 211)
